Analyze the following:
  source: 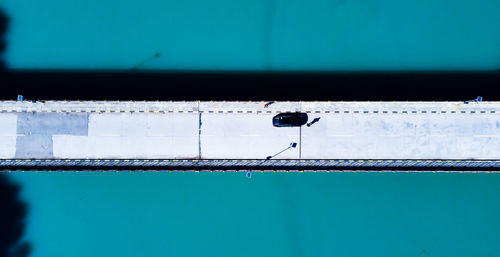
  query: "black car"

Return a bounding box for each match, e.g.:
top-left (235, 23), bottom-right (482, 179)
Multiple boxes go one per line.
top-left (272, 112), bottom-right (308, 127)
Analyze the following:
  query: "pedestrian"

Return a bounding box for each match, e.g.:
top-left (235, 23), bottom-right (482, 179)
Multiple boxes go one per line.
top-left (264, 101), bottom-right (275, 108)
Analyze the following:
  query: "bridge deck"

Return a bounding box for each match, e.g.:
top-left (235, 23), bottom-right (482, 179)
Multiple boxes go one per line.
top-left (0, 101), bottom-right (498, 171)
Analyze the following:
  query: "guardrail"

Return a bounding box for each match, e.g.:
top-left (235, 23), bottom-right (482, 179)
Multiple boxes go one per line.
top-left (1, 159), bottom-right (499, 172)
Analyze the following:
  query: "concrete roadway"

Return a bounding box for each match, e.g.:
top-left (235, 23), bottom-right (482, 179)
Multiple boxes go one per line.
top-left (0, 101), bottom-right (498, 160)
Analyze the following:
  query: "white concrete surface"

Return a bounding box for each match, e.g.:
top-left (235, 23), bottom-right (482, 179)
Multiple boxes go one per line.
top-left (201, 113), bottom-right (300, 159)
top-left (0, 101), bottom-right (499, 160)
top-left (301, 113), bottom-right (499, 159)
top-left (0, 114), bottom-right (17, 158)
top-left (1, 100), bottom-right (500, 113)
top-left (53, 113), bottom-right (199, 159)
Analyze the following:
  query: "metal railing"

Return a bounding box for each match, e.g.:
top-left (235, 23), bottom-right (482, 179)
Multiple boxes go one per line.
top-left (1, 159), bottom-right (499, 172)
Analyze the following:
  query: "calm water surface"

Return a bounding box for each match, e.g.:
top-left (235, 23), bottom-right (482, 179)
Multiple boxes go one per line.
top-left (7, 172), bottom-right (500, 257)
top-left (2, 0), bottom-right (500, 70)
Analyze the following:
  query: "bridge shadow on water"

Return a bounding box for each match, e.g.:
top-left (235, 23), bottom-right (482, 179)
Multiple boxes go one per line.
top-left (1, 70), bottom-right (500, 101)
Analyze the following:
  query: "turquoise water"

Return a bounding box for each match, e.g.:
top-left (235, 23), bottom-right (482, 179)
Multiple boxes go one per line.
top-left (7, 172), bottom-right (500, 257)
top-left (2, 0), bottom-right (500, 70)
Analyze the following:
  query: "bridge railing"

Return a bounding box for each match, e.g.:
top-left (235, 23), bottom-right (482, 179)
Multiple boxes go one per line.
top-left (1, 159), bottom-right (499, 172)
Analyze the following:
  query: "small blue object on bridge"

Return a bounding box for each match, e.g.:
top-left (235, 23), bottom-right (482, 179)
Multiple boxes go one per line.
top-left (246, 172), bottom-right (252, 178)
top-left (464, 96), bottom-right (483, 104)
top-left (17, 95), bottom-right (23, 101)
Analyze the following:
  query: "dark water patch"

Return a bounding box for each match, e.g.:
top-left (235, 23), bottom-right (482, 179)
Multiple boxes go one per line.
top-left (0, 174), bottom-right (30, 257)
top-left (0, 8), bottom-right (7, 35)
top-left (0, 39), bottom-right (5, 55)
top-left (9, 242), bottom-right (31, 257)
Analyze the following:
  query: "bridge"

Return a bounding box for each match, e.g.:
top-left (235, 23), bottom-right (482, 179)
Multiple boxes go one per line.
top-left (0, 100), bottom-right (499, 172)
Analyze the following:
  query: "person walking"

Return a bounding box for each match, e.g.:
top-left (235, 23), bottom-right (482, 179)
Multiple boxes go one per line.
top-left (264, 101), bottom-right (275, 108)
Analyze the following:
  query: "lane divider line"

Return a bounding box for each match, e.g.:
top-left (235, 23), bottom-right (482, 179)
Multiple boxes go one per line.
top-left (0, 109), bottom-right (498, 114)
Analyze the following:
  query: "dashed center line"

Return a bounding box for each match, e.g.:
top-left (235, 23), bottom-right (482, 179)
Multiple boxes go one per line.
top-left (0, 110), bottom-right (497, 114)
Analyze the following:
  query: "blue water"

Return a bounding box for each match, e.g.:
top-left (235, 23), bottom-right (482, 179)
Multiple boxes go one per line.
top-left (7, 172), bottom-right (500, 257)
top-left (2, 0), bottom-right (500, 70)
